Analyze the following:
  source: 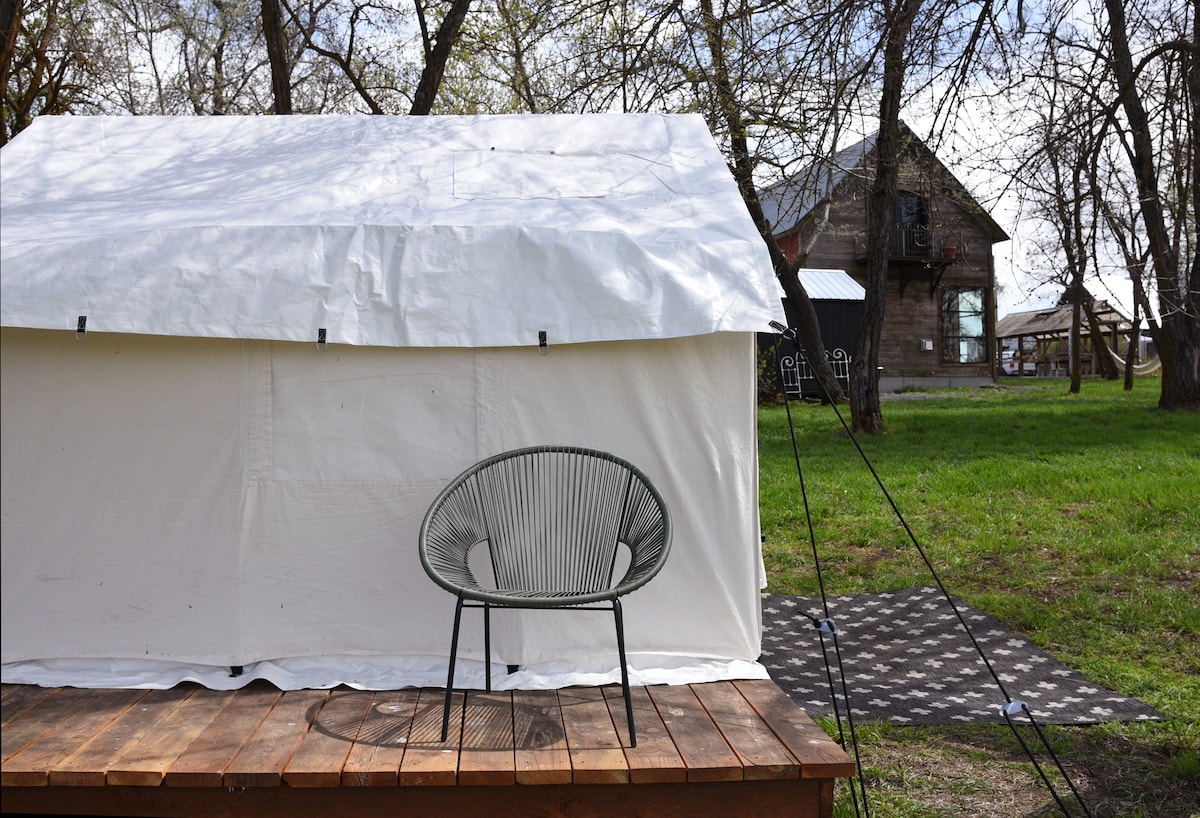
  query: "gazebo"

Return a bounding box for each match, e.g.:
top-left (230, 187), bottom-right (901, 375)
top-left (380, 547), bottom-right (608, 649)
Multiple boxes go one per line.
top-left (995, 301), bottom-right (1133, 377)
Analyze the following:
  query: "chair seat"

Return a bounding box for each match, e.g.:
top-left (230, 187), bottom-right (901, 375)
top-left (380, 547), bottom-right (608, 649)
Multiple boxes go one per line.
top-left (457, 586), bottom-right (620, 605)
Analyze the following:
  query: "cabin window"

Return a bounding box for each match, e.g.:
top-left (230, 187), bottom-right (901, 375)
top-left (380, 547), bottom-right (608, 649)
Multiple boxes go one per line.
top-left (941, 287), bottom-right (987, 363)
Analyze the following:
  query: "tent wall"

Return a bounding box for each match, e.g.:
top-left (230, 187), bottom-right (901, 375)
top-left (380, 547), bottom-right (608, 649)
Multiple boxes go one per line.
top-left (1, 327), bottom-right (765, 689)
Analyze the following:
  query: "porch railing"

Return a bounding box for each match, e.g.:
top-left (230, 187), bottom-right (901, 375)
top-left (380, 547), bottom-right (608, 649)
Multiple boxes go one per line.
top-left (855, 226), bottom-right (954, 260)
top-left (780, 348), bottom-right (851, 395)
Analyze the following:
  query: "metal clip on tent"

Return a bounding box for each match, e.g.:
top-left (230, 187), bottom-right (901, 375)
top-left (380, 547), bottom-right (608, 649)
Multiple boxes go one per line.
top-left (316, 328), bottom-right (327, 352)
top-left (537, 330), bottom-right (548, 355)
top-left (75, 315), bottom-right (87, 342)
top-left (769, 320), bottom-right (797, 340)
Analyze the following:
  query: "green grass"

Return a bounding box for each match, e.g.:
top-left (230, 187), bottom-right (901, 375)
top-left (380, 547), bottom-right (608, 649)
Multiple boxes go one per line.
top-left (758, 378), bottom-right (1199, 817)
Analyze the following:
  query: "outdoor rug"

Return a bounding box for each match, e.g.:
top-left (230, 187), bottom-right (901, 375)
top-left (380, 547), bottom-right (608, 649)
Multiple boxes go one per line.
top-left (761, 586), bottom-right (1162, 725)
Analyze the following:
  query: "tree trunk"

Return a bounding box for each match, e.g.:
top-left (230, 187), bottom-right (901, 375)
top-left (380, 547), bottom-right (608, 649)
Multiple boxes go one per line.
top-left (1105, 0), bottom-right (1199, 408)
top-left (410, 0), bottom-right (473, 116)
top-left (1125, 310), bottom-right (1140, 391)
top-left (1082, 296), bottom-right (1119, 380)
top-left (0, 0), bottom-right (20, 144)
top-left (1069, 295), bottom-right (1082, 393)
top-left (851, 0), bottom-right (922, 433)
top-left (1175, 10), bottom-right (1200, 407)
top-left (261, 0), bottom-right (292, 114)
top-left (1160, 253), bottom-right (1200, 407)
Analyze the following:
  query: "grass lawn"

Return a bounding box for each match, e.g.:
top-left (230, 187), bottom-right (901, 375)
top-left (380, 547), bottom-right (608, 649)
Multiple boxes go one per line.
top-left (757, 377), bottom-right (1199, 818)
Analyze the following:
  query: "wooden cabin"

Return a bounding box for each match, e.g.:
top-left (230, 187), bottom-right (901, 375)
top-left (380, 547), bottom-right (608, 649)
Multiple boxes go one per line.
top-left (760, 122), bottom-right (1010, 392)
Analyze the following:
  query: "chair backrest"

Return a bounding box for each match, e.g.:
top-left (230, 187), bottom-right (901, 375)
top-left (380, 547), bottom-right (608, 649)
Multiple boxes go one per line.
top-left (420, 446), bottom-right (672, 603)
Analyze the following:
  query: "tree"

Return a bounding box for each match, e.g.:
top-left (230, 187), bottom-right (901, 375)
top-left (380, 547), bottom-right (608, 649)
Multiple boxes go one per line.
top-left (682, 0), bottom-right (1010, 429)
top-left (410, 0), bottom-right (471, 115)
top-left (77, 0), bottom-right (277, 116)
top-left (1019, 43), bottom-right (1121, 391)
top-left (1, 0), bottom-right (102, 143)
top-left (261, 0), bottom-right (292, 112)
top-left (848, 0), bottom-right (922, 433)
top-left (280, 0), bottom-right (473, 115)
top-left (0, 1), bottom-right (20, 134)
top-left (1009, 0), bottom-right (1196, 407)
top-left (1102, 0), bottom-right (1198, 408)
top-left (696, 0), bottom-right (846, 403)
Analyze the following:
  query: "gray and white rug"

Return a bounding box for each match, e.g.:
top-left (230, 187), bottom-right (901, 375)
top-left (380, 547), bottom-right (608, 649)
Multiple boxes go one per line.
top-left (761, 586), bottom-right (1162, 725)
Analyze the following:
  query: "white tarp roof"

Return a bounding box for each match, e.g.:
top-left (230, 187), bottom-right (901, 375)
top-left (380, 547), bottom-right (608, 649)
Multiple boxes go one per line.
top-left (1, 114), bottom-right (780, 347)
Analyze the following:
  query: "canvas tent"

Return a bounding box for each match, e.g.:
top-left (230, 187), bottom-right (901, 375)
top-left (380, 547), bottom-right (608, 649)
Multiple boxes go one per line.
top-left (0, 114), bottom-right (784, 692)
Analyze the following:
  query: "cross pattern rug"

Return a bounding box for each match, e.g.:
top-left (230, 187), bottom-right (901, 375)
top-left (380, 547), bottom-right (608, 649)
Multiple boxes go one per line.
top-left (761, 586), bottom-right (1162, 725)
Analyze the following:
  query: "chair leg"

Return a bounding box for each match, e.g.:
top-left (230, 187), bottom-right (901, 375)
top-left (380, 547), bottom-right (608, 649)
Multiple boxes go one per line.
top-left (613, 597), bottom-right (636, 747)
top-left (442, 596), bottom-right (465, 742)
top-left (483, 602), bottom-right (492, 693)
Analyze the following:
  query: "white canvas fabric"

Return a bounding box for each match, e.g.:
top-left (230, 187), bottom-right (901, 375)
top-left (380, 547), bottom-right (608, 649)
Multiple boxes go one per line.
top-left (1, 114), bottom-right (777, 349)
top-left (1, 113), bottom-right (782, 691)
top-left (1, 330), bottom-right (769, 689)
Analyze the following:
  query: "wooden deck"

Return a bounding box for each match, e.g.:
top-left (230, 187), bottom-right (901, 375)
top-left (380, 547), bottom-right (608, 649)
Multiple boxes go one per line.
top-left (1, 679), bottom-right (853, 818)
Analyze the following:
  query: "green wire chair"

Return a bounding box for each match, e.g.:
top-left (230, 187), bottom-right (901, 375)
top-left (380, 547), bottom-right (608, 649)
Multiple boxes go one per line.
top-left (419, 445), bottom-right (673, 748)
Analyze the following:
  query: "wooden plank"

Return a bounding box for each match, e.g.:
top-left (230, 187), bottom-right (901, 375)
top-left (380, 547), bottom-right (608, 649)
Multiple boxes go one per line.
top-left (512, 688), bottom-right (572, 785)
top-left (164, 683), bottom-right (283, 788)
top-left (107, 688), bottom-right (240, 786)
top-left (3, 778), bottom-right (834, 818)
top-left (283, 689), bottom-right (375, 788)
top-left (647, 684), bottom-right (742, 783)
top-left (2, 687), bottom-right (111, 764)
top-left (222, 689), bottom-right (328, 788)
top-left (1, 689), bottom-right (148, 787)
top-left (397, 689), bottom-right (463, 787)
top-left (691, 681), bottom-right (798, 781)
top-left (341, 689), bottom-right (419, 787)
top-left (603, 685), bottom-right (687, 784)
top-left (732, 679), bottom-right (856, 779)
top-left (1, 681), bottom-right (850, 818)
top-left (557, 686), bottom-right (628, 784)
top-left (457, 690), bottom-right (515, 786)
top-left (1, 684), bottom-right (57, 728)
top-left (49, 686), bottom-right (196, 786)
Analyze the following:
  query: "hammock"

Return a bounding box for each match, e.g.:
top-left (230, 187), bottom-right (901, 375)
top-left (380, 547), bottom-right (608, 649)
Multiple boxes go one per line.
top-left (1105, 344), bottom-right (1162, 375)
